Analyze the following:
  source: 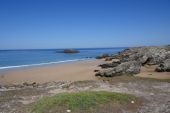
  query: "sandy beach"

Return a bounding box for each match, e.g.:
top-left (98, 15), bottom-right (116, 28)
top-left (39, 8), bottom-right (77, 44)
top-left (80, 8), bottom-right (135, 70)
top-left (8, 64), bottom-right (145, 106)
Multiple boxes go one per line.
top-left (0, 59), bottom-right (105, 85)
top-left (136, 65), bottom-right (170, 79)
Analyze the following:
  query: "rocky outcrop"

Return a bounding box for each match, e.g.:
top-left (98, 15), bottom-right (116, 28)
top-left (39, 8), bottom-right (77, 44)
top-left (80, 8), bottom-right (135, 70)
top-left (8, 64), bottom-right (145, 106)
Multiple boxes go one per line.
top-left (63, 49), bottom-right (79, 53)
top-left (99, 61), bottom-right (120, 68)
top-left (119, 46), bottom-right (170, 65)
top-left (95, 46), bottom-right (170, 77)
top-left (96, 54), bottom-right (109, 59)
top-left (22, 82), bottom-right (38, 87)
top-left (155, 59), bottom-right (170, 72)
top-left (96, 61), bottom-right (141, 77)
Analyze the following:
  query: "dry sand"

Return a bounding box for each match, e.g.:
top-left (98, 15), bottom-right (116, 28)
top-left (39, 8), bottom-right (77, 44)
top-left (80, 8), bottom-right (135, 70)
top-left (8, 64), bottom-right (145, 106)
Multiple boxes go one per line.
top-left (135, 65), bottom-right (170, 79)
top-left (0, 59), bottom-right (169, 85)
top-left (0, 59), bottom-right (105, 85)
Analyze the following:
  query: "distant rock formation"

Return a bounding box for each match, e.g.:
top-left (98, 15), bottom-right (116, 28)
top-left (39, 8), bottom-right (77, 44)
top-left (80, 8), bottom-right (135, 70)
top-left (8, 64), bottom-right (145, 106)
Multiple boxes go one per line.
top-left (63, 49), bottom-right (80, 53)
top-left (96, 54), bottom-right (109, 59)
top-left (95, 45), bottom-right (170, 77)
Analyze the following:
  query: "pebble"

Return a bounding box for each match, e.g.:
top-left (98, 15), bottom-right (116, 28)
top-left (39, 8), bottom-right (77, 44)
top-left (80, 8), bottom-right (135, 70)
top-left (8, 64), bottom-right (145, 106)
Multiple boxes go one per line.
top-left (67, 109), bottom-right (71, 112)
top-left (131, 100), bottom-right (135, 104)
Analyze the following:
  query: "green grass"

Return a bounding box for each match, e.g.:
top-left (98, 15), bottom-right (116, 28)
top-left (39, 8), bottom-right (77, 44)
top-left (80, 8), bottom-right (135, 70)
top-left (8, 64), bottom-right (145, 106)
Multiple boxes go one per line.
top-left (31, 91), bottom-right (136, 113)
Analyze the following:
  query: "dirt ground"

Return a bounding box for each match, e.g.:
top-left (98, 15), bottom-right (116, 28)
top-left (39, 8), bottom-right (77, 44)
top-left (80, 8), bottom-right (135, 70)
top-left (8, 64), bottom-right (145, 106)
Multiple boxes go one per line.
top-left (0, 76), bottom-right (170, 113)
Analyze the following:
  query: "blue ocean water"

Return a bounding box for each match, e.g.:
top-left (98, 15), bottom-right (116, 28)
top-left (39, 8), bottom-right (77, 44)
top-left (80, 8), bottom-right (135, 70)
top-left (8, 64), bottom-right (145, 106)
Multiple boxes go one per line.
top-left (0, 48), bottom-right (126, 69)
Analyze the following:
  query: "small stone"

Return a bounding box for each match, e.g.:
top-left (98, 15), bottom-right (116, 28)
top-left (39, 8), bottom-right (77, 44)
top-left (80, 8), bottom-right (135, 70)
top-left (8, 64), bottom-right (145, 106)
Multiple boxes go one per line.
top-left (131, 101), bottom-right (135, 104)
top-left (67, 109), bottom-right (71, 112)
top-left (150, 93), bottom-right (154, 96)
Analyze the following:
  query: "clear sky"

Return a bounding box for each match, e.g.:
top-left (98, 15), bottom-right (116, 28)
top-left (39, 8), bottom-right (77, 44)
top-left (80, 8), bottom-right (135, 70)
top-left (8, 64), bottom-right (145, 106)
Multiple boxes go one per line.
top-left (0, 0), bottom-right (170, 49)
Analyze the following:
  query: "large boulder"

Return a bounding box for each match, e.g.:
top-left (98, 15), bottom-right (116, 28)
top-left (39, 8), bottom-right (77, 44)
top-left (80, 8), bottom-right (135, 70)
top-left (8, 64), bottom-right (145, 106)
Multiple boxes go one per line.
top-left (144, 47), bottom-right (170, 65)
top-left (96, 61), bottom-right (141, 77)
top-left (120, 46), bottom-right (170, 65)
top-left (63, 49), bottom-right (79, 53)
top-left (155, 59), bottom-right (170, 72)
top-left (114, 61), bottom-right (141, 74)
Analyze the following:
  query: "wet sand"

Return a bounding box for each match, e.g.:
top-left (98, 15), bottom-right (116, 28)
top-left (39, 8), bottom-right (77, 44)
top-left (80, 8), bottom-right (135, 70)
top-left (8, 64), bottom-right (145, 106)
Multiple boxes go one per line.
top-left (0, 59), bottom-right (105, 85)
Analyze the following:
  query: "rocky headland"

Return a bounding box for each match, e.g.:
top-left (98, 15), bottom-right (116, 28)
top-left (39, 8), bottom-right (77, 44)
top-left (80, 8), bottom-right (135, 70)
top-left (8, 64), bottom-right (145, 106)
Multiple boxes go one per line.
top-left (95, 45), bottom-right (170, 77)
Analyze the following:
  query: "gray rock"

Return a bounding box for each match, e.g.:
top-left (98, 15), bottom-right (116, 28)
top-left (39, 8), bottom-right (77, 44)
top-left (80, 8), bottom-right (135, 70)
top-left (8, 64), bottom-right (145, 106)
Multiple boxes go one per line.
top-left (96, 54), bottom-right (109, 59)
top-left (96, 61), bottom-right (141, 77)
top-left (119, 46), bottom-right (170, 65)
top-left (99, 61), bottom-right (120, 68)
top-left (115, 61), bottom-right (141, 74)
top-left (96, 45), bottom-right (170, 77)
top-left (155, 59), bottom-right (170, 72)
top-left (22, 82), bottom-right (38, 87)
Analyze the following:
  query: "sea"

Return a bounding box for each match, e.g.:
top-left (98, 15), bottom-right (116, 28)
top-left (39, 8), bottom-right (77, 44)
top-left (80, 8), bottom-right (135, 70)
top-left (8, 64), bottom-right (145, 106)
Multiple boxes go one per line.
top-left (0, 48), bottom-right (126, 70)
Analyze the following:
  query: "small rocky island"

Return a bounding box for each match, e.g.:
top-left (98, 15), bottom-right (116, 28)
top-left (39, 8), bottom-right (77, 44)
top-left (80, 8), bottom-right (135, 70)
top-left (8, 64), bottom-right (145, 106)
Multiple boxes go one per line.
top-left (63, 49), bottom-right (80, 53)
top-left (57, 49), bottom-right (80, 53)
top-left (95, 45), bottom-right (170, 77)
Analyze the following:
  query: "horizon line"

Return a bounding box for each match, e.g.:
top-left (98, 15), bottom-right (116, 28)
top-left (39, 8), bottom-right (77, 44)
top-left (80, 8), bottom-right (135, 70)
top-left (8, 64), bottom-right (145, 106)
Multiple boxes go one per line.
top-left (0, 46), bottom-right (129, 51)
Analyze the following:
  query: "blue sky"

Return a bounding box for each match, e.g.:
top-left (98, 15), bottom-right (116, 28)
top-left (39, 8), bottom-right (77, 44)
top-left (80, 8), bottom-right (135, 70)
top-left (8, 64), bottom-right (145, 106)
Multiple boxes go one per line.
top-left (0, 0), bottom-right (170, 49)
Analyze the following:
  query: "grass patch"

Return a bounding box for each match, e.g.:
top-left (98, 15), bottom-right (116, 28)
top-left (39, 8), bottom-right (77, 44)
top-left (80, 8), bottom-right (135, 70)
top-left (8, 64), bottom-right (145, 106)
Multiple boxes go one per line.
top-left (31, 91), bottom-right (136, 113)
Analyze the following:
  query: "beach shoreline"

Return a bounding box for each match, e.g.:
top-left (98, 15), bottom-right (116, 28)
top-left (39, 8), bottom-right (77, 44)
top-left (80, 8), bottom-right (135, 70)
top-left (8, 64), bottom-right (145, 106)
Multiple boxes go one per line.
top-left (0, 59), bottom-right (105, 85)
top-left (0, 58), bottom-right (92, 70)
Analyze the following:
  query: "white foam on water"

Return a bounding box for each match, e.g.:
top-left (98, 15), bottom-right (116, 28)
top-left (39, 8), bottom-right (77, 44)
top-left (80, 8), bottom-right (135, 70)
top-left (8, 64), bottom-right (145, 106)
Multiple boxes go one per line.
top-left (0, 58), bottom-right (92, 70)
